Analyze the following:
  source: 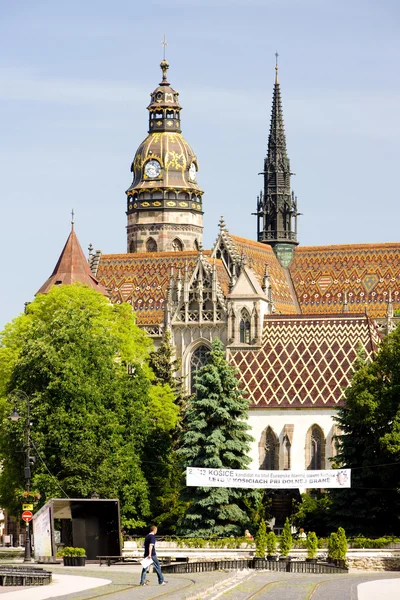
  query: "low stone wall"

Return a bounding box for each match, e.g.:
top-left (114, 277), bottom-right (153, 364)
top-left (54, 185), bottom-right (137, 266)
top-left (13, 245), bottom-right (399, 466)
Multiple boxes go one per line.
top-left (122, 542), bottom-right (400, 572)
top-left (347, 550), bottom-right (400, 571)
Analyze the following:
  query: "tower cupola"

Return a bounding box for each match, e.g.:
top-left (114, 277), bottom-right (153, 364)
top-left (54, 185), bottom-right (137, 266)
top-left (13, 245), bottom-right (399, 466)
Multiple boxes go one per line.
top-left (147, 60), bottom-right (182, 133)
top-left (126, 61), bottom-right (204, 254)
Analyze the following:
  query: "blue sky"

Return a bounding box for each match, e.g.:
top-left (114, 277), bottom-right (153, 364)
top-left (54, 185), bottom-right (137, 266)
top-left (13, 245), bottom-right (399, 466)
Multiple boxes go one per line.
top-left (1, 0), bottom-right (399, 329)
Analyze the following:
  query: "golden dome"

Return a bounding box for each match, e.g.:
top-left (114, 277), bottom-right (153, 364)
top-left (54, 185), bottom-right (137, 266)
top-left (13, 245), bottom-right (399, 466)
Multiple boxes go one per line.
top-left (127, 131), bottom-right (202, 195)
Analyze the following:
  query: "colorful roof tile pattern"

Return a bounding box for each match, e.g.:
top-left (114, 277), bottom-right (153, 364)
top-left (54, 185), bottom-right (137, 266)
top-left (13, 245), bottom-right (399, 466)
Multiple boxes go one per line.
top-left (230, 235), bottom-right (298, 314)
top-left (230, 314), bottom-right (381, 408)
top-left (290, 243), bottom-right (400, 318)
top-left (96, 250), bottom-right (228, 325)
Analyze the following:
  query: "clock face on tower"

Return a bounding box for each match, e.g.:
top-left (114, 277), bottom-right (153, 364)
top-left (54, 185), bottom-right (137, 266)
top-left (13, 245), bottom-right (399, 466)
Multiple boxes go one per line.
top-left (144, 160), bottom-right (161, 178)
top-left (189, 162), bottom-right (197, 181)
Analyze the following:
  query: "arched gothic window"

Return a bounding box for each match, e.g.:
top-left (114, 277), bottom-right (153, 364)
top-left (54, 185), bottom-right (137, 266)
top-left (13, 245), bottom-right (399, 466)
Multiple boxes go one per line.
top-left (306, 424), bottom-right (325, 470)
top-left (194, 239), bottom-right (200, 251)
top-left (146, 237), bottom-right (157, 253)
top-left (259, 426), bottom-right (279, 470)
top-left (190, 345), bottom-right (209, 394)
top-left (283, 435), bottom-right (291, 470)
top-left (239, 309), bottom-right (251, 344)
top-left (129, 240), bottom-right (136, 253)
top-left (171, 238), bottom-right (183, 252)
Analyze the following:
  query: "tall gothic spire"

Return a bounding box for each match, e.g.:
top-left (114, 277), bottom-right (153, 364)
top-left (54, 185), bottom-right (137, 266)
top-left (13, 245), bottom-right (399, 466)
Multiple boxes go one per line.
top-left (255, 57), bottom-right (299, 268)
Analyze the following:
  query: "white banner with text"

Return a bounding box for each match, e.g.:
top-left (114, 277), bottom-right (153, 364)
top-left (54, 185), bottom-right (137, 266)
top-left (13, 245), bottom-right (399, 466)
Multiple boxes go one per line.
top-left (186, 467), bottom-right (351, 489)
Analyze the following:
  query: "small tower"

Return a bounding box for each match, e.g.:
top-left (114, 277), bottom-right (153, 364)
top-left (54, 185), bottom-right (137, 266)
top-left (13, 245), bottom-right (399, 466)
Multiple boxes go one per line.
top-left (126, 60), bottom-right (204, 253)
top-left (255, 56), bottom-right (299, 267)
top-left (36, 215), bottom-right (108, 296)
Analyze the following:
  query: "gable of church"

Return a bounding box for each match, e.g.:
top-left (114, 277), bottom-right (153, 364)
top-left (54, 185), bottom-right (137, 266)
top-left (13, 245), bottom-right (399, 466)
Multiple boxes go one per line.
top-left (169, 253), bottom-right (227, 325)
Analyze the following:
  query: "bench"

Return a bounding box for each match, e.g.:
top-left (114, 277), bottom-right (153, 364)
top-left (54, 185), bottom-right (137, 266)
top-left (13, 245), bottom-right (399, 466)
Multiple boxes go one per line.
top-left (0, 566), bottom-right (52, 586)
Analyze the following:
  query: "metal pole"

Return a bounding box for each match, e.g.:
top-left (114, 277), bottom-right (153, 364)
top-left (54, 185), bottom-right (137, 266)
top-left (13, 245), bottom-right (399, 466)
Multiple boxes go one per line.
top-left (24, 395), bottom-right (32, 562)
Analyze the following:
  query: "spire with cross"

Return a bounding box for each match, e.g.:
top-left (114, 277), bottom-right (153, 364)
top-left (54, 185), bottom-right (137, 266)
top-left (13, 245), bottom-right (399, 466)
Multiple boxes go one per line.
top-left (162, 34), bottom-right (167, 60)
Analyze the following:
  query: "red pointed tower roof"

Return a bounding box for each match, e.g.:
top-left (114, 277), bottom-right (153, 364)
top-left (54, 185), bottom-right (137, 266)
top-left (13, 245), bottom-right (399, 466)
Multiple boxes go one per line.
top-left (36, 221), bottom-right (109, 297)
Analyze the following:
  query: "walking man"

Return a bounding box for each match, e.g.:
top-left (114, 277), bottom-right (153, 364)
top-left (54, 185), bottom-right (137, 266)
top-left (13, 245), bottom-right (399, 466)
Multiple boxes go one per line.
top-left (140, 525), bottom-right (167, 586)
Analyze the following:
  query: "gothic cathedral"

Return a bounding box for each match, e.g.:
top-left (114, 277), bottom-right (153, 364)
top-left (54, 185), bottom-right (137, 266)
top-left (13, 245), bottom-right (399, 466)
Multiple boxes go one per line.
top-left (38, 59), bottom-right (400, 492)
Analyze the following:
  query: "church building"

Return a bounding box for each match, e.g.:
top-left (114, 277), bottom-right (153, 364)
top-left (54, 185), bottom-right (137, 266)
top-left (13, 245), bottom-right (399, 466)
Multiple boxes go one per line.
top-left (38, 59), bottom-right (400, 482)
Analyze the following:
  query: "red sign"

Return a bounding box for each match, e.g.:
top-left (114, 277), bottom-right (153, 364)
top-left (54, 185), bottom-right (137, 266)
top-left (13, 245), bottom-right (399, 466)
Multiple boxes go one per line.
top-left (21, 510), bottom-right (33, 523)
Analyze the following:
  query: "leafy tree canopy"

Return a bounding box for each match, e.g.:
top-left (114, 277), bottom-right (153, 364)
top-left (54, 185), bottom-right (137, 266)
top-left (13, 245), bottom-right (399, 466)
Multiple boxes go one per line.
top-left (0, 284), bottom-right (177, 528)
top-left (329, 327), bottom-right (400, 535)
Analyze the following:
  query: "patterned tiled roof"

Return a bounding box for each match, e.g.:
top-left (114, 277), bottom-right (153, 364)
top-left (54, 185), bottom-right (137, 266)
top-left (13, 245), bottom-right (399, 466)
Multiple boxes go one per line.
top-left (290, 243), bottom-right (400, 318)
top-left (96, 250), bottom-right (228, 325)
top-left (230, 235), bottom-right (298, 314)
top-left (230, 314), bottom-right (381, 408)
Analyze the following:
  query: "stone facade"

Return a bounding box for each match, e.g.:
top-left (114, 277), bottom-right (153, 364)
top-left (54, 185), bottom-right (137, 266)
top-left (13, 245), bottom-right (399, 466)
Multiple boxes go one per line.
top-left (127, 210), bottom-right (203, 254)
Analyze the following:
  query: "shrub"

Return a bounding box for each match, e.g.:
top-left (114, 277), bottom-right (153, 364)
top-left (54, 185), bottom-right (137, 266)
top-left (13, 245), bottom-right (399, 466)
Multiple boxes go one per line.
top-left (328, 532), bottom-right (339, 561)
top-left (349, 537), bottom-right (400, 548)
top-left (293, 539), bottom-right (307, 549)
top-left (306, 532), bottom-right (318, 559)
top-left (279, 518), bottom-right (293, 557)
top-left (255, 519), bottom-right (267, 557)
top-left (266, 531), bottom-right (277, 556)
top-left (62, 547), bottom-right (86, 557)
top-left (337, 527), bottom-right (348, 560)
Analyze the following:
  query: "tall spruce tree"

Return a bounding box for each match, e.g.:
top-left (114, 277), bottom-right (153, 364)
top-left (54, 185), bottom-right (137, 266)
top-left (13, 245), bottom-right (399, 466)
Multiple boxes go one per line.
top-left (329, 326), bottom-right (400, 535)
top-left (177, 338), bottom-right (254, 537)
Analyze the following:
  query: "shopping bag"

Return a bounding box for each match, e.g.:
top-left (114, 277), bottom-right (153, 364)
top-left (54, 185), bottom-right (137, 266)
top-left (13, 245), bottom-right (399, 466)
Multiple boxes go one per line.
top-left (140, 556), bottom-right (154, 568)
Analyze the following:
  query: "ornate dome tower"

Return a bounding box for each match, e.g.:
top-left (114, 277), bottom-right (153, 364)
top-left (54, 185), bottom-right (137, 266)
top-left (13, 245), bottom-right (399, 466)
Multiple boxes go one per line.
top-left (126, 60), bottom-right (204, 253)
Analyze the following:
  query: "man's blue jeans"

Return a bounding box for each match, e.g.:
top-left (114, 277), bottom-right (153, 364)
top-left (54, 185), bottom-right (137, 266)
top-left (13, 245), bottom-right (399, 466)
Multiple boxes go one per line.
top-left (140, 555), bottom-right (164, 585)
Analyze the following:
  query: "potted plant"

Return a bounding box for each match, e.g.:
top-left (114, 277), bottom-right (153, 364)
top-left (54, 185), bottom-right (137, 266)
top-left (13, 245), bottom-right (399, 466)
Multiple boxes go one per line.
top-left (266, 531), bottom-right (277, 561)
top-left (336, 527), bottom-right (348, 568)
top-left (63, 546), bottom-right (86, 567)
top-left (254, 519), bottom-right (267, 567)
top-left (327, 532), bottom-right (339, 565)
top-left (305, 531), bottom-right (318, 563)
top-left (279, 518), bottom-right (293, 561)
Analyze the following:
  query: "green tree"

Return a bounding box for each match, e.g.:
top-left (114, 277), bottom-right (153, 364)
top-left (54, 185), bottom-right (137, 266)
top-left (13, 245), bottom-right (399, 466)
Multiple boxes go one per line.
top-left (329, 326), bottom-right (400, 535)
top-left (176, 338), bottom-right (254, 537)
top-left (0, 284), bottom-right (176, 528)
top-left (266, 530), bottom-right (277, 557)
top-left (306, 531), bottom-right (318, 559)
top-left (327, 532), bottom-right (339, 561)
top-left (279, 517), bottom-right (293, 557)
top-left (255, 518), bottom-right (267, 557)
top-left (291, 491), bottom-right (332, 537)
top-left (336, 527), bottom-right (348, 560)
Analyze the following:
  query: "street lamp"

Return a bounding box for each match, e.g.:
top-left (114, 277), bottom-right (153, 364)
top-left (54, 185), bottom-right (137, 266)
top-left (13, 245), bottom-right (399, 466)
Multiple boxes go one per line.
top-left (8, 389), bottom-right (33, 563)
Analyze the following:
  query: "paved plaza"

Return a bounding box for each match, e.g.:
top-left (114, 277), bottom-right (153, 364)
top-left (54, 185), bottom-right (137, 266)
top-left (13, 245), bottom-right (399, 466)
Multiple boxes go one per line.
top-left (0, 564), bottom-right (399, 599)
